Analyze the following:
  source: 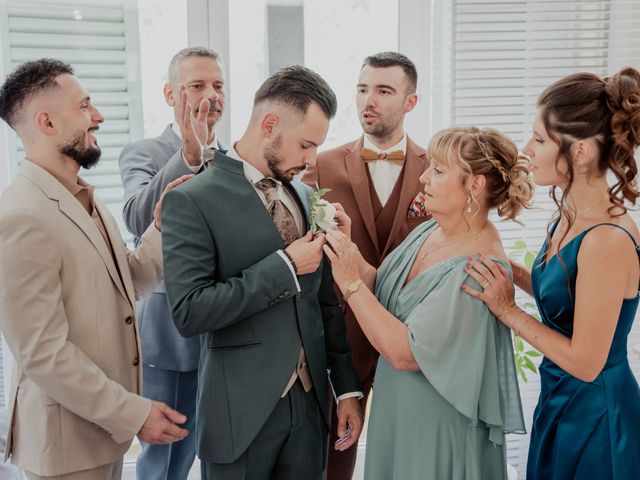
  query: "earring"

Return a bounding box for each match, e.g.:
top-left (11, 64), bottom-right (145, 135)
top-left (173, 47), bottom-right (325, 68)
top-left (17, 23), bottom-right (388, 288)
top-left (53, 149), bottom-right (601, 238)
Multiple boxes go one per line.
top-left (466, 195), bottom-right (473, 214)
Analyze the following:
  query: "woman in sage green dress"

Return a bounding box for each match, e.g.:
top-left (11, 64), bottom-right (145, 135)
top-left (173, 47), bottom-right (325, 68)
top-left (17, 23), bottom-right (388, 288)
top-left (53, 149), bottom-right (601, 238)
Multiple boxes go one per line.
top-left (324, 126), bottom-right (532, 479)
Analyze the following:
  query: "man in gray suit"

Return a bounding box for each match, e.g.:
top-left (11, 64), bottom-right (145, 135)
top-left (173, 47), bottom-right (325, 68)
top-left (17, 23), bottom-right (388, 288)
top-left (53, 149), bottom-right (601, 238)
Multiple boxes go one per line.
top-left (162, 66), bottom-right (364, 480)
top-left (118, 47), bottom-right (225, 480)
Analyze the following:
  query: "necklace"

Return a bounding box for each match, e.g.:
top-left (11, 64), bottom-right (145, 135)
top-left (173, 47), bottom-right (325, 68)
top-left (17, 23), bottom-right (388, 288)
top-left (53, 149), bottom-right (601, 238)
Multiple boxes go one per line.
top-left (419, 223), bottom-right (487, 261)
top-left (572, 197), bottom-right (609, 217)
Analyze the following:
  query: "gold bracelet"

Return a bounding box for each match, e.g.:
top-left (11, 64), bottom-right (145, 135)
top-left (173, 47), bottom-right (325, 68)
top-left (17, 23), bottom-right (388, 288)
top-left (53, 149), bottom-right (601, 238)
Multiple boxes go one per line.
top-left (498, 303), bottom-right (516, 319)
top-left (343, 278), bottom-right (364, 302)
top-left (513, 312), bottom-right (530, 337)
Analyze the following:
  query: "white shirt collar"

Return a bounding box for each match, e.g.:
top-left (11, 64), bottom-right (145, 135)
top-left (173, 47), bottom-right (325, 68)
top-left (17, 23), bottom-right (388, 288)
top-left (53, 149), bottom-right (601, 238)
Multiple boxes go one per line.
top-left (227, 143), bottom-right (282, 186)
top-left (170, 123), bottom-right (217, 149)
top-left (363, 134), bottom-right (407, 155)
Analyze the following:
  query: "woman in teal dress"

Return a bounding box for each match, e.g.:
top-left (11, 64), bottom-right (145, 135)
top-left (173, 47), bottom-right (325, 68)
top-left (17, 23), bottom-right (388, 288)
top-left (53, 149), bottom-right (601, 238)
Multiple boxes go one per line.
top-left (463, 67), bottom-right (640, 479)
top-left (324, 127), bottom-right (532, 479)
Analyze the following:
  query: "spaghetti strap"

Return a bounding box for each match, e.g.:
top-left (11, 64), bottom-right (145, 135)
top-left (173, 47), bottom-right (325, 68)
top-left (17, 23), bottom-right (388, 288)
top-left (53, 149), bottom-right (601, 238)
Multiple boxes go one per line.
top-left (584, 222), bottom-right (640, 257)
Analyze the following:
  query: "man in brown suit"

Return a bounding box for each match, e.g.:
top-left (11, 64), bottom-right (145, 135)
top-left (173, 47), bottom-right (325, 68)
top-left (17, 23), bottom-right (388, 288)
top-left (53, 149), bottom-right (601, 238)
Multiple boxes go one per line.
top-left (303, 51), bottom-right (431, 480)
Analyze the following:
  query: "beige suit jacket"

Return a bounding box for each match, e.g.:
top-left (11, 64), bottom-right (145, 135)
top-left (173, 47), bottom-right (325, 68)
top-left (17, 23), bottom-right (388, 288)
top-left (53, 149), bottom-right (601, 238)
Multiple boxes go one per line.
top-left (0, 160), bottom-right (162, 476)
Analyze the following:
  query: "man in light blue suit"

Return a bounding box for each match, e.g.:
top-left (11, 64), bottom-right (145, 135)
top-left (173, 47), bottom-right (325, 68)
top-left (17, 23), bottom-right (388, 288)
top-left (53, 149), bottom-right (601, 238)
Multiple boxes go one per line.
top-left (119, 47), bottom-right (226, 480)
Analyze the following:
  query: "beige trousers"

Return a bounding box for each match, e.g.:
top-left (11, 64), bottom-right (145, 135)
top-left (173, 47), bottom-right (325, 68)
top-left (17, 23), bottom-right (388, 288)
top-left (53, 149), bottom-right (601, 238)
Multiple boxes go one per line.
top-left (25, 460), bottom-right (123, 480)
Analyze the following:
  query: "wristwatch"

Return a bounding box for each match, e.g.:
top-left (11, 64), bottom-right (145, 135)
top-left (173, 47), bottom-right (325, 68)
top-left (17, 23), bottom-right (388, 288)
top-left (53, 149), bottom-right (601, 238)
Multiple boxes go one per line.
top-left (343, 278), bottom-right (364, 302)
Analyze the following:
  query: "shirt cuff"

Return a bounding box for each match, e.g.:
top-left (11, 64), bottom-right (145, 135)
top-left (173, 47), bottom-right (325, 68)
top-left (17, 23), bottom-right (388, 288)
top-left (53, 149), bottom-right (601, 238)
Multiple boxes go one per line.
top-left (182, 149), bottom-right (203, 173)
top-left (276, 250), bottom-right (301, 293)
top-left (337, 392), bottom-right (364, 402)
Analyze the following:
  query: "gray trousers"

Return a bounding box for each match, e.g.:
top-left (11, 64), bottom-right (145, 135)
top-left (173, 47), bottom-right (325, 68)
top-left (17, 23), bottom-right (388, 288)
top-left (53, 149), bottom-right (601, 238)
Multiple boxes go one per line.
top-left (201, 381), bottom-right (326, 480)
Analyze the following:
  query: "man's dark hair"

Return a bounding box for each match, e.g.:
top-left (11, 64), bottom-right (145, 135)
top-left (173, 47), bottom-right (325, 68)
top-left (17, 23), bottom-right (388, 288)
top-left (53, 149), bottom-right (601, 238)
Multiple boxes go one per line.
top-left (254, 65), bottom-right (337, 119)
top-left (362, 51), bottom-right (418, 93)
top-left (0, 58), bottom-right (74, 129)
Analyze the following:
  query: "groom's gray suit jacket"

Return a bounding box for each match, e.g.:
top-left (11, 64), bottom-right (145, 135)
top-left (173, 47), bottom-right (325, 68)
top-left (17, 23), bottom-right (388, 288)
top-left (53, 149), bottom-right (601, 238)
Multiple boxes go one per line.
top-left (161, 151), bottom-right (361, 463)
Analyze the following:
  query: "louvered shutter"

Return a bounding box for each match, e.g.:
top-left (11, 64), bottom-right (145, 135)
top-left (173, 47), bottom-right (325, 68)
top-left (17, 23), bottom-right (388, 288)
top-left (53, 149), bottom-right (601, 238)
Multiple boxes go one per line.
top-left (0, 0), bottom-right (142, 240)
top-left (0, 0), bottom-right (143, 407)
top-left (431, 0), bottom-right (640, 475)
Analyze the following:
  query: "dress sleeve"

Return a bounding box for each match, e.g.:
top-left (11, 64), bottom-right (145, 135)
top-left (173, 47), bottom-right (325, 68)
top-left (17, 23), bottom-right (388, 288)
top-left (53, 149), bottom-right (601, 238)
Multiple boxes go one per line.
top-left (404, 261), bottom-right (525, 443)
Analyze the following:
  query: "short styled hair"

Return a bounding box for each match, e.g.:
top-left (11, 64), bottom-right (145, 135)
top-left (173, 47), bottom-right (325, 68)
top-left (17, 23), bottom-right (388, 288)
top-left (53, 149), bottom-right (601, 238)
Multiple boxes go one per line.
top-left (253, 65), bottom-right (337, 119)
top-left (167, 47), bottom-right (221, 84)
top-left (0, 58), bottom-right (73, 128)
top-left (362, 51), bottom-right (418, 93)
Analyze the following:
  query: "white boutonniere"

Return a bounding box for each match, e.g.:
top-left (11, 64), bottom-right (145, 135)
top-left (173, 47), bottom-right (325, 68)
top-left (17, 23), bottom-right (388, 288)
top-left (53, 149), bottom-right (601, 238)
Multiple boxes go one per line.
top-left (309, 187), bottom-right (336, 233)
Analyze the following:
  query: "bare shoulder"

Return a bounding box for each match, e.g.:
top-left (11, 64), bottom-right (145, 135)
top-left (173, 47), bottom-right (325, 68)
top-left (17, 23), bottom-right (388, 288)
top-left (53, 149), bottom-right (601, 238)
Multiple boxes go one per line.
top-left (452, 221), bottom-right (509, 263)
top-left (580, 216), bottom-right (639, 265)
top-left (480, 222), bottom-right (510, 263)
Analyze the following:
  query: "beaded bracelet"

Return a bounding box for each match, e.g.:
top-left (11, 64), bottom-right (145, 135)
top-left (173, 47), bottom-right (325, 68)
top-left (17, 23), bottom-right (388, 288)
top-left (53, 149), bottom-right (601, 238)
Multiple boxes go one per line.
top-left (282, 249), bottom-right (298, 275)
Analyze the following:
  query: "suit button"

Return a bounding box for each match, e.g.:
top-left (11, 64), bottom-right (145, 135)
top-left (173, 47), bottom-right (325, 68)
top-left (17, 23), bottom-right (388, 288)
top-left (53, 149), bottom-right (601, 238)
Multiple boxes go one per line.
top-left (133, 356), bottom-right (139, 366)
top-left (125, 316), bottom-right (133, 325)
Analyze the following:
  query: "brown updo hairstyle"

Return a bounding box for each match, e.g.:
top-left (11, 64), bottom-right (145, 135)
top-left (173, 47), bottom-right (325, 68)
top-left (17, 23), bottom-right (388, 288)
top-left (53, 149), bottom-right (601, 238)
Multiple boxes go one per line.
top-left (538, 67), bottom-right (640, 227)
top-left (428, 127), bottom-right (534, 222)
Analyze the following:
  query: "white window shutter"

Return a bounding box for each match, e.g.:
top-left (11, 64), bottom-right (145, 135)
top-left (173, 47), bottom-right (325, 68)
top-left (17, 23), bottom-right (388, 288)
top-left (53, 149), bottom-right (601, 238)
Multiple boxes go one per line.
top-left (0, 0), bottom-right (143, 407)
top-left (2, 0), bottom-right (142, 241)
top-left (432, 0), bottom-right (640, 475)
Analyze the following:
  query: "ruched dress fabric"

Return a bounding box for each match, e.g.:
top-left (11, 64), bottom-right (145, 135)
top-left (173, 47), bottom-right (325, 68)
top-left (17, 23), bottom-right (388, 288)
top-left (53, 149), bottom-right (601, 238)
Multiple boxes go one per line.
top-left (364, 220), bottom-right (526, 480)
top-left (528, 222), bottom-right (640, 480)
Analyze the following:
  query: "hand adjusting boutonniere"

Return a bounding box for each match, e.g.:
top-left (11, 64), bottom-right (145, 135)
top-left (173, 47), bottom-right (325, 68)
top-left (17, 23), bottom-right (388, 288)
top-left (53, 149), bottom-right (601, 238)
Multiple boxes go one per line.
top-left (309, 187), bottom-right (336, 233)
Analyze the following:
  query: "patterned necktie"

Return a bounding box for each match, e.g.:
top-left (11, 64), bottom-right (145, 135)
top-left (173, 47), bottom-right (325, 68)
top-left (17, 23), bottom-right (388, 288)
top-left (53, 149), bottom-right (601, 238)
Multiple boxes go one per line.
top-left (202, 147), bottom-right (216, 169)
top-left (254, 178), bottom-right (300, 245)
top-left (361, 148), bottom-right (405, 165)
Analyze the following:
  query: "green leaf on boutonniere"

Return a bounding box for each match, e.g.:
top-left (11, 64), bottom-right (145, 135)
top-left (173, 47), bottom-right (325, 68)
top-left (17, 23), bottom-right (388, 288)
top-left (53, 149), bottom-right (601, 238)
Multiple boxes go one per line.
top-left (308, 187), bottom-right (333, 233)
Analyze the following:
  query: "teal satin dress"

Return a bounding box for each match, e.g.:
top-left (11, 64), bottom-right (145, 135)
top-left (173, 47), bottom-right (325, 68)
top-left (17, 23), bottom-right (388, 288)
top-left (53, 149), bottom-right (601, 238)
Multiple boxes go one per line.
top-left (364, 220), bottom-right (525, 480)
top-left (528, 222), bottom-right (640, 479)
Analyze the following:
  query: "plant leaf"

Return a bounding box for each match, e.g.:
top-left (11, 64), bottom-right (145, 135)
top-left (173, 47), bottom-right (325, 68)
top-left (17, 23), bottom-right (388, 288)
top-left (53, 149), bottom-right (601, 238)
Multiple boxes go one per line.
top-left (514, 335), bottom-right (524, 352)
top-left (524, 251), bottom-right (536, 270)
top-left (523, 356), bottom-right (538, 373)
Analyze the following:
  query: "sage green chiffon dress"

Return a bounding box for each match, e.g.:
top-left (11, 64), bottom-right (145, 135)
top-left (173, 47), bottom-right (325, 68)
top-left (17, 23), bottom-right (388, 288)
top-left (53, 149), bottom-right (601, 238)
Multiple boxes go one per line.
top-left (364, 220), bottom-right (525, 480)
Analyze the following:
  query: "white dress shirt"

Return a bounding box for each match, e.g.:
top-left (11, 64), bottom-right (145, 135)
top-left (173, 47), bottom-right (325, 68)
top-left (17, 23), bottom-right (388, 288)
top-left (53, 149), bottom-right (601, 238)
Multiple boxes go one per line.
top-left (364, 134), bottom-right (407, 206)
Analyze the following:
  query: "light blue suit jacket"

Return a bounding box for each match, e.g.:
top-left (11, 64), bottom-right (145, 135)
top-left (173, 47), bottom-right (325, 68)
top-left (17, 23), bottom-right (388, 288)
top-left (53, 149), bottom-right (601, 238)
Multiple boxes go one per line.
top-left (119, 125), bottom-right (224, 371)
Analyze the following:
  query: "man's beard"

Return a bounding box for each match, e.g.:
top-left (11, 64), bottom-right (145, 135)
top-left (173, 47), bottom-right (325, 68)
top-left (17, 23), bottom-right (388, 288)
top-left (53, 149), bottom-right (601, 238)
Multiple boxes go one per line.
top-left (59, 132), bottom-right (101, 169)
top-left (360, 109), bottom-right (403, 142)
top-left (263, 134), bottom-right (295, 183)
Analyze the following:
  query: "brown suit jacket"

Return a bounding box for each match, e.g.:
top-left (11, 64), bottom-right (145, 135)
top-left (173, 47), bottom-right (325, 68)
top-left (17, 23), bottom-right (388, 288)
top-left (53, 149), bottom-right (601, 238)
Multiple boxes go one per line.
top-left (0, 161), bottom-right (163, 476)
top-left (304, 136), bottom-right (430, 378)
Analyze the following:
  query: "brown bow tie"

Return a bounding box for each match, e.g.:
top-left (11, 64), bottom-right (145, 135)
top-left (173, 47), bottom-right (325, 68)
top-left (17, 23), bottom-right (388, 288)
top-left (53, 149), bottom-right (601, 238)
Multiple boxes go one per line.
top-left (361, 148), bottom-right (404, 165)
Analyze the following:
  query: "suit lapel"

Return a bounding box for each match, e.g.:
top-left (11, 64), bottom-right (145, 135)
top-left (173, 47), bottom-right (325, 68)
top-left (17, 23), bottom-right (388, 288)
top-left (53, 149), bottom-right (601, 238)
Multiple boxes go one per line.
top-left (94, 198), bottom-right (135, 306)
top-left (161, 124), bottom-right (182, 151)
top-left (288, 181), bottom-right (311, 231)
top-left (382, 137), bottom-right (428, 256)
top-left (21, 162), bottom-right (130, 304)
top-left (344, 137), bottom-right (380, 254)
top-left (214, 152), bottom-right (288, 248)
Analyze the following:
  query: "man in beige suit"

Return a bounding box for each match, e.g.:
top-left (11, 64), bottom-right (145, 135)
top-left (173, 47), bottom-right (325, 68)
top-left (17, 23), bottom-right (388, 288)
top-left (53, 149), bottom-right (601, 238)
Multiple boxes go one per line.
top-left (303, 52), bottom-right (431, 479)
top-left (0, 59), bottom-right (189, 479)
